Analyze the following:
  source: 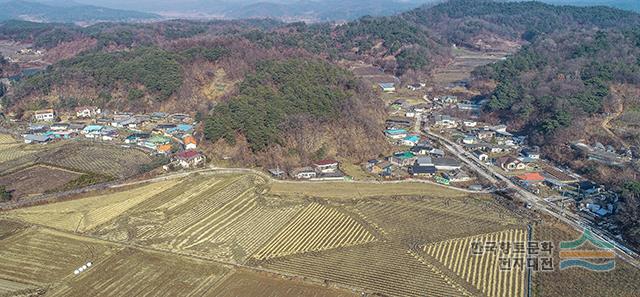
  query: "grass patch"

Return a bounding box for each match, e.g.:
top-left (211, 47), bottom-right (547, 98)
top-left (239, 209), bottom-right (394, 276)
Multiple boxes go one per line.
top-left (269, 181), bottom-right (471, 199)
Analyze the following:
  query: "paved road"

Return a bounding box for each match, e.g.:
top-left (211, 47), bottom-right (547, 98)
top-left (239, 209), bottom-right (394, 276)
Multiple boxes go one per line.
top-left (427, 130), bottom-right (640, 269)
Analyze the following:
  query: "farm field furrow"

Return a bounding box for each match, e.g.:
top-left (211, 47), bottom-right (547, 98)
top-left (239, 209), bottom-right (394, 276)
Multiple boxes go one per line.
top-left (208, 270), bottom-right (357, 297)
top-left (0, 144), bottom-right (36, 164)
top-left (252, 203), bottom-right (377, 260)
top-left (39, 143), bottom-right (152, 178)
top-left (5, 180), bottom-right (179, 231)
top-left (0, 278), bottom-right (38, 295)
top-left (423, 229), bottom-right (528, 297)
top-left (261, 243), bottom-right (470, 297)
top-left (351, 201), bottom-right (520, 244)
top-left (47, 248), bottom-right (229, 297)
top-left (0, 228), bottom-right (118, 286)
top-left (0, 164), bottom-right (82, 198)
top-left (0, 134), bottom-right (16, 144)
top-left (269, 181), bottom-right (469, 199)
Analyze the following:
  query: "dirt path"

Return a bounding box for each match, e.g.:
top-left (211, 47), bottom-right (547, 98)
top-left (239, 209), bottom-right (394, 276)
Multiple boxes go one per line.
top-left (601, 96), bottom-right (629, 148)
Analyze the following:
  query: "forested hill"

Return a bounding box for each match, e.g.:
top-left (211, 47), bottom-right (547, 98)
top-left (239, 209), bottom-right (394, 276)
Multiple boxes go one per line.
top-left (404, 0), bottom-right (640, 47)
top-left (0, 0), bottom-right (160, 23)
top-left (204, 59), bottom-right (387, 167)
top-left (2, 1), bottom-right (640, 162)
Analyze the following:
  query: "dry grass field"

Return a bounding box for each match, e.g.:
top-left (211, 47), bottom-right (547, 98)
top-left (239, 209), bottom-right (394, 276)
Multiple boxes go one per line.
top-left (252, 203), bottom-right (378, 260)
top-left (260, 242), bottom-right (474, 297)
top-left (432, 48), bottom-right (512, 88)
top-left (39, 143), bottom-right (153, 178)
top-left (422, 229), bottom-right (528, 297)
top-left (0, 228), bottom-right (118, 286)
top-left (0, 144), bottom-right (35, 164)
top-left (348, 198), bottom-right (521, 244)
top-left (269, 181), bottom-right (471, 199)
top-left (1, 172), bottom-right (639, 297)
top-left (47, 248), bottom-right (229, 297)
top-left (5, 180), bottom-right (179, 231)
top-left (0, 134), bottom-right (16, 144)
top-left (0, 165), bottom-right (82, 198)
top-left (533, 224), bottom-right (640, 297)
top-left (209, 270), bottom-right (357, 297)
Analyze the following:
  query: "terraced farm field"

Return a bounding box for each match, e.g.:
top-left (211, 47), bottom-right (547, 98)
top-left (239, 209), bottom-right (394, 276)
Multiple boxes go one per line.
top-left (0, 228), bottom-right (118, 286)
top-left (0, 164), bottom-right (82, 198)
top-left (209, 270), bottom-right (357, 297)
top-left (0, 278), bottom-right (40, 296)
top-left (260, 243), bottom-right (474, 297)
top-left (269, 181), bottom-right (470, 199)
top-left (0, 144), bottom-right (36, 164)
top-left (47, 248), bottom-right (229, 297)
top-left (40, 143), bottom-right (153, 178)
top-left (2, 172), bottom-right (637, 297)
top-left (0, 134), bottom-right (16, 144)
top-left (348, 198), bottom-right (521, 243)
top-left (90, 174), bottom-right (304, 263)
top-left (422, 229), bottom-right (528, 297)
top-left (253, 203), bottom-right (377, 260)
top-left (5, 179), bottom-right (179, 231)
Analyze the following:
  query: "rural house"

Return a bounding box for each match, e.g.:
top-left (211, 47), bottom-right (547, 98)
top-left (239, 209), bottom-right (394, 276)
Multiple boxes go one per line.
top-left (313, 159), bottom-right (339, 174)
top-left (268, 168), bottom-right (286, 179)
top-left (82, 125), bottom-right (104, 138)
top-left (379, 82), bottom-right (396, 92)
top-left (476, 130), bottom-right (495, 140)
top-left (433, 158), bottom-right (462, 171)
top-left (385, 129), bottom-right (408, 139)
top-left (497, 157), bottom-right (525, 171)
top-left (472, 150), bottom-right (489, 162)
top-left (291, 167), bottom-right (317, 179)
top-left (370, 160), bottom-right (393, 177)
top-left (183, 135), bottom-right (197, 150)
top-left (33, 109), bottom-right (55, 122)
top-left (522, 147), bottom-right (541, 159)
top-left (390, 151), bottom-right (417, 166)
top-left (401, 135), bottom-right (420, 146)
top-left (50, 123), bottom-right (69, 131)
top-left (411, 156), bottom-right (436, 176)
top-left (75, 106), bottom-right (101, 118)
top-left (433, 115), bottom-right (457, 129)
top-left (174, 150), bottom-right (206, 168)
top-left (23, 134), bottom-right (52, 144)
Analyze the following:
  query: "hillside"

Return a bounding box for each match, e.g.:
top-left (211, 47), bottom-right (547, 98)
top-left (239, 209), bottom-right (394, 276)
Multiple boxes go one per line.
top-left (0, 0), bottom-right (160, 23)
top-left (2, 0), bottom-right (640, 161)
top-left (225, 0), bottom-right (428, 22)
top-left (204, 59), bottom-right (388, 168)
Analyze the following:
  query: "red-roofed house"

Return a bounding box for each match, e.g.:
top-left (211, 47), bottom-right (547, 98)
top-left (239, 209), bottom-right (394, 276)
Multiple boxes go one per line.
top-left (516, 172), bottom-right (545, 183)
top-left (313, 159), bottom-right (339, 173)
top-left (175, 150), bottom-right (205, 168)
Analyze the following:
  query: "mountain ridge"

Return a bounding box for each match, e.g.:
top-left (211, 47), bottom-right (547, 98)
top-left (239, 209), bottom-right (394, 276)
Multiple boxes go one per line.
top-left (0, 0), bottom-right (160, 23)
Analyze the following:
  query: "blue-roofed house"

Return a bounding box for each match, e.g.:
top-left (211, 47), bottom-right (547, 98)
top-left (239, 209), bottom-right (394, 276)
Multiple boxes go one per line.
top-left (390, 151), bottom-right (416, 166)
top-left (166, 124), bottom-right (193, 134)
top-left (379, 83), bottom-right (396, 92)
top-left (23, 134), bottom-right (52, 144)
top-left (82, 125), bottom-right (104, 138)
top-left (401, 135), bottom-right (420, 146)
top-left (385, 129), bottom-right (407, 139)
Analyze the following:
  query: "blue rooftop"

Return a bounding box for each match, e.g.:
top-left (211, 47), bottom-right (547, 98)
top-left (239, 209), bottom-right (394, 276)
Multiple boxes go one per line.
top-left (385, 129), bottom-right (407, 135)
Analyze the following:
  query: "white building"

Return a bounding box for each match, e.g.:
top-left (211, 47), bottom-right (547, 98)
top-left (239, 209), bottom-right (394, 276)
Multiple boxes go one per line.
top-left (33, 109), bottom-right (55, 121)
top-left (75, 106), bottom-right (101, 118)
